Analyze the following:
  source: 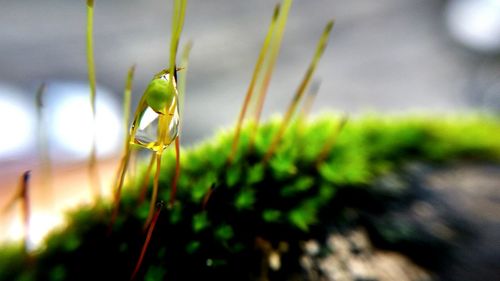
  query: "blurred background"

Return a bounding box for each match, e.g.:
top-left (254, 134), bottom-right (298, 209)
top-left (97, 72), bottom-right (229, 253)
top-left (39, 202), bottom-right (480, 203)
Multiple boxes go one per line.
top-left (2, 0), bottom-right (500, 156)
top-left (0, 0), bottom-right (500, 277)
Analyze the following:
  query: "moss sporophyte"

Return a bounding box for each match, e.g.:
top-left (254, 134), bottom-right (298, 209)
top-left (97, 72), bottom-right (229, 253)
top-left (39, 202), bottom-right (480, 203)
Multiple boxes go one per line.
top-left (1, 0), bottom-right (500, 281)
top-left (132, 69), bottom-right (180, 152)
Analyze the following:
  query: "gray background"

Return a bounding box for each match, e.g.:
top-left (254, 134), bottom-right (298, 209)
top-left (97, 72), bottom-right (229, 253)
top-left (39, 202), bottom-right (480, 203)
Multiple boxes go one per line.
top-left (1, 0), bottom-right (499, 144)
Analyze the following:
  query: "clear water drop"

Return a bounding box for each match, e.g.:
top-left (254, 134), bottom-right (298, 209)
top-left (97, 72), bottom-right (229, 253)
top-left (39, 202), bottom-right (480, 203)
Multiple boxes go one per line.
top-left (132, 102), bottom-right (179, 151)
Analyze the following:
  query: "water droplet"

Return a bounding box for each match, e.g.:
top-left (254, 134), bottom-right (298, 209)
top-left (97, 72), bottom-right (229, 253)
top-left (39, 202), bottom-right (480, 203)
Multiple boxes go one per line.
top-left (132, 101), bottom-right (179, 151)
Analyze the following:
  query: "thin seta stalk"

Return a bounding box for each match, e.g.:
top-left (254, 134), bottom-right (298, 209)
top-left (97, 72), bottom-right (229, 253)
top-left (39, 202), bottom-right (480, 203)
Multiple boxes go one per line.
top-left (109, 65), bottom-right (137, 233)
top-left (19, 171), bottom-right (31, 254)
top-left (263, 20), bottom-right (334, 163)
top-left (3, 171), bottom-right (32, 254)
top-left (137, 41), bottom-right (191, 207)
top-left (86, 0), bottom-right (101, 200)
top-left (123, 66), bottom-right (136, 140)
top-left (250, 0), bottom-right (293, 132)
top-left (144, 0), bottom-right (187, 228)
top-left (178, 41), bottom-right (193, 122)
top-left (168, 41), bottom-right (192, 208)
top-left (36, 83), bottom-right (53, 199)
top-left (137, 153), bottom-right (156, 204)
top-left (316, 115), bottom-right (348, 165)
top-left (110, 95), bottom-right (148, 233)
top-left (294, 79), bottom-right (321, 147)
top-left (227, 3), bottom-right (282, 164)
top-left (131, 201), bottom-right (164, 280)
top-left (298, 80), bottom-right (321, 122)
top-left (119, 65), bottom-right (136, 184)
top-left (124, 66), bottom-right (139, 185)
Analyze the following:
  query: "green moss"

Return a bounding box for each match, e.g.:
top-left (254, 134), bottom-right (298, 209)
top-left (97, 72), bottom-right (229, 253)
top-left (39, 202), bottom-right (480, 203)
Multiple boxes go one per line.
top-left (192, 212), bottom-right (210, 232)
top-left (1, 115), bottom-right (500, 280)
top-left (235, 188), bottom-right (256, 210)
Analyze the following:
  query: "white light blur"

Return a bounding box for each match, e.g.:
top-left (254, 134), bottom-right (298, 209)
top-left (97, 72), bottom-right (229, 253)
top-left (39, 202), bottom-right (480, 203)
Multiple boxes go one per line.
top-left (46, 82), bottom-right (122, 159)
top-left (4, 211), bottom-right (63, 250)
top-left (0, 85), bottom-right (34, 159)
top-left (446, 0), bottom-right (500, 53)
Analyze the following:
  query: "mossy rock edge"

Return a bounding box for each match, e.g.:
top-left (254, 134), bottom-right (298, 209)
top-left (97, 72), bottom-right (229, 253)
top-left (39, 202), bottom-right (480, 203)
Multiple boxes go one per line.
top-left (1, 114), bottom-right (500, 281)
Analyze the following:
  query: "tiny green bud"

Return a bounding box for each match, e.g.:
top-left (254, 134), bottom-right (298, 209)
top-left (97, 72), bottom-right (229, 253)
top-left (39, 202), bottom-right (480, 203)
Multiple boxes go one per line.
top-left (145, 74), bottom-right (177, 114)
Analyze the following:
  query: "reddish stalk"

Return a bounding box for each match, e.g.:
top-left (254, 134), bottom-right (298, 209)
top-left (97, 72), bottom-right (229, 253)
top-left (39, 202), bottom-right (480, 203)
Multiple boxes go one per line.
top-left (130, 202), bottom-right (164, 280)
top-left (109, 65), bottom-right (137, 232)
top-left (201, 184), bottom-right (216, 210)
top-left (316, 116), bottom-right (348, 165)
top-left (144, 153), bottom-right (162, 229)
top-left (263, 21), bottom-right (334, 163)
top-left (299, 80), bottom-right (321, 121)
top-left (249, 0), bottom-right (293, 147)
top-left (227, 4), bottom-right (281, 165)
top-left (295, 80), bottom-right (320, 133)
top-left (108, 146), bottom-right (132, 234)
top-left (20, 171), bottom-right (31, 253)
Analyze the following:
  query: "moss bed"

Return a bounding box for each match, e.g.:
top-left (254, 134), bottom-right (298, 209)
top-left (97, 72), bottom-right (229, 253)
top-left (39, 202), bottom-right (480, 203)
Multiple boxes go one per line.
top-left (1, 114), bottom-right (500, 281)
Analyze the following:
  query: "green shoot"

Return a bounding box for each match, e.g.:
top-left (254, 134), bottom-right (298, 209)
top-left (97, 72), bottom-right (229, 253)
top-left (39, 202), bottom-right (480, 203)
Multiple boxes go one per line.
top-left (263, 20), bottom-right (334, 163)
top-left (228, 3), bottom-right (281, 164)
top-left (86, 0), bottom-right (101, 199)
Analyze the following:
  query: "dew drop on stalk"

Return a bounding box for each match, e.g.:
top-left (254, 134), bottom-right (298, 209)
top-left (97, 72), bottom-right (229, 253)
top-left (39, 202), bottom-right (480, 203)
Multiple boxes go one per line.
top-left (132, 73), bottom-right (180, 152)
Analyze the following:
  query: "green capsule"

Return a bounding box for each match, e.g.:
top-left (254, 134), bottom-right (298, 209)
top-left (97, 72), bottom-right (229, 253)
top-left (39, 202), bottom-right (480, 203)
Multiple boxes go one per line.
top-left (145, 70), bottom-right (177, 115)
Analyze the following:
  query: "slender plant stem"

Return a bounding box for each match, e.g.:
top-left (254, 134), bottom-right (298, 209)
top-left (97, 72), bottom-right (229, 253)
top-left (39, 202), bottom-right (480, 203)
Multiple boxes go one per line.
top-left (316, 115), bottom-right (348, 165)
top-left (252, 0), bottom-right (293, 126)
top-left (295, 80), bottom-right (321, 150)
top-left (169, 137), bottom-right (181, 207)
top-left (299, 80), bottom-right (321, 121)
top-left (131, 202), bottom-right (164, 280)
top-left (263, 21), bottom-right (334, 163)
top-left (109, 97), bottom-right (148, 233)
top-left (18, 171), bottom-right (31, 254)
top-left (138, 153), bottom-right (156, 204)
top-left (36, 83), bottom-right (53, 199)
top-left (145, 98), bottom-right (177, 227)
top-left (123, 65), bottom-right (136, 147)
top-left (178, 41), bottom-right (193, 123)
top-left (227, 4), bottom-right (281, 164)
top-left (169, 0), bottom-right (187, 80)
top-left (86, 0), bottom-right (101, 199)
top-left (144, 153), bottom-right (162, 229)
